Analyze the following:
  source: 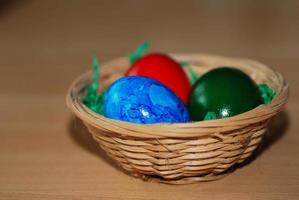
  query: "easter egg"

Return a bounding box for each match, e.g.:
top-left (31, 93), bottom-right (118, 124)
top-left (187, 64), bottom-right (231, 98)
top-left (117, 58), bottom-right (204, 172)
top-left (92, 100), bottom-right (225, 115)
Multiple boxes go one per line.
top-left (189, 67), bottom-right (263, 121)
top-left (125, 53), bottom-right (191, 104)
top-left (104, 76), bottom-right (191, 124)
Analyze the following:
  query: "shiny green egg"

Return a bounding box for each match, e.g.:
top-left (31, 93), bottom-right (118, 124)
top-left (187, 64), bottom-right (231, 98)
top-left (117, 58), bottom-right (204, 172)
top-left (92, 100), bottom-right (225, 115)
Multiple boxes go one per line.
top-left (188, 67), bottom-right (263, 121)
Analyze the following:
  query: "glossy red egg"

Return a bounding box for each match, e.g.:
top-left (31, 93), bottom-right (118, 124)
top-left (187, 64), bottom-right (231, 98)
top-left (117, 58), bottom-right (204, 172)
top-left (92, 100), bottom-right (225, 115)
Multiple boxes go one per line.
top-left (125, 53), bottom-right (191, 104)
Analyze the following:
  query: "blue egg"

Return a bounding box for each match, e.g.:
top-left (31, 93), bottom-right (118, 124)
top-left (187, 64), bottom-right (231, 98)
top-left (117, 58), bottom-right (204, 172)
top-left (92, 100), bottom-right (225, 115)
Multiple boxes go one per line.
top-left (104, 76), bottom-right (191, 124)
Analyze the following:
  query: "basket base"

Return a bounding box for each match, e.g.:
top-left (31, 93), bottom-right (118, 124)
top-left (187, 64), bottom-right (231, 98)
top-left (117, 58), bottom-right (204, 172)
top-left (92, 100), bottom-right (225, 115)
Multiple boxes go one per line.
top-left (130, 171), bottom-right (231, 185)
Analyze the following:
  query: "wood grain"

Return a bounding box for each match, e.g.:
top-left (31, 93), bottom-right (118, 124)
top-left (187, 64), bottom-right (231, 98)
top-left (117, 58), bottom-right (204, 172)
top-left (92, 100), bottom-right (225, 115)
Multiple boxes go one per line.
top-left (0, 0), bottom-right (298, 199)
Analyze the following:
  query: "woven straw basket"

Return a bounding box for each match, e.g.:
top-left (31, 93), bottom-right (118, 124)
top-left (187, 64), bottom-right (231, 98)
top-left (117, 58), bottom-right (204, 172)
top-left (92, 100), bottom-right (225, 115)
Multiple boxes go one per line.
top-left (66, 53), bottom-right (288, 184)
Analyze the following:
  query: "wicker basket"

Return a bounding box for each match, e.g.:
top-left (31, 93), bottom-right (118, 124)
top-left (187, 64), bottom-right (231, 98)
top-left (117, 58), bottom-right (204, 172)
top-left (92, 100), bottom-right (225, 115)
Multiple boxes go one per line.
top-left (66, 53), bottom-right (288, 184)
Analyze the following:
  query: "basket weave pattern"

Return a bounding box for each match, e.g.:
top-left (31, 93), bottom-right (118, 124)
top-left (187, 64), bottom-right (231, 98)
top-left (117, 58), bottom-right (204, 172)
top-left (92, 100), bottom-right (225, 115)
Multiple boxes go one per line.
top-left (67, 54), bottom-right (288, 184)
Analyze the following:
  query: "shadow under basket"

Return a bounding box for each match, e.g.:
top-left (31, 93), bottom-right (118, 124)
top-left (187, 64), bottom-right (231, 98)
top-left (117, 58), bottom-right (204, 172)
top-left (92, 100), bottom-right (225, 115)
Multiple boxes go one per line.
top-left (66, 53), bottom-right (288, 184)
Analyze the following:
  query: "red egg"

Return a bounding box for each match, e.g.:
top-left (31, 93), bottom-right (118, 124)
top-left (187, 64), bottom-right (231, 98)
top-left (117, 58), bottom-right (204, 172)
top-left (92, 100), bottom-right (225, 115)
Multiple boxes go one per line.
top-left (125, 53), bottom-right (191, 104)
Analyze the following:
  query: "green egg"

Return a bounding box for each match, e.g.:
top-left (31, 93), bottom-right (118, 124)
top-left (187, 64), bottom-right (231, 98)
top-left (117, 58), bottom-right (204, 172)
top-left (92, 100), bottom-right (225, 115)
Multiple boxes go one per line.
top-left (188, 67), bottom-right (263, 121)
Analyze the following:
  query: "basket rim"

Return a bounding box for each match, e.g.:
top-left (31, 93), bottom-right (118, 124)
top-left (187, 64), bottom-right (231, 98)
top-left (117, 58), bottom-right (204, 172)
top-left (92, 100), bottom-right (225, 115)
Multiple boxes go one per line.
top-left (66, 53), bottom-right (289, 138)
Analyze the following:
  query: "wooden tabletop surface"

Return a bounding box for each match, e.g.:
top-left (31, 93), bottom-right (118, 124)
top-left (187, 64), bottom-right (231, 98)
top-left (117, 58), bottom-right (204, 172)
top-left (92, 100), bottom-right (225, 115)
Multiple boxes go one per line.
top-left (0, 0), bottom-right (298, 199)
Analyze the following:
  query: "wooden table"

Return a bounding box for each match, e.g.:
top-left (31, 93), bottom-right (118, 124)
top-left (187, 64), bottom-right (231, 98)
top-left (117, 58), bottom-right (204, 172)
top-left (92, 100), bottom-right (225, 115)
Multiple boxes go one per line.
top-left (0, 0), bottom-right (298, 199)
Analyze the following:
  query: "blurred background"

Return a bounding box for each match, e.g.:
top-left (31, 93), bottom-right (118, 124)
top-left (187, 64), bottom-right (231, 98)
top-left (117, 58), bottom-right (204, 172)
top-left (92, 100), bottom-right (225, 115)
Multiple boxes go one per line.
top-left (0, 0), bottom-right (297, 96)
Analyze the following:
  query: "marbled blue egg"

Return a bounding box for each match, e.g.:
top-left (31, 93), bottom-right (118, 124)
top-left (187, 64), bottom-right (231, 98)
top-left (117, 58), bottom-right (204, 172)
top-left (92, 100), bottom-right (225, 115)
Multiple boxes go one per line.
top-left (104, 76), bottom-right (191, 124)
